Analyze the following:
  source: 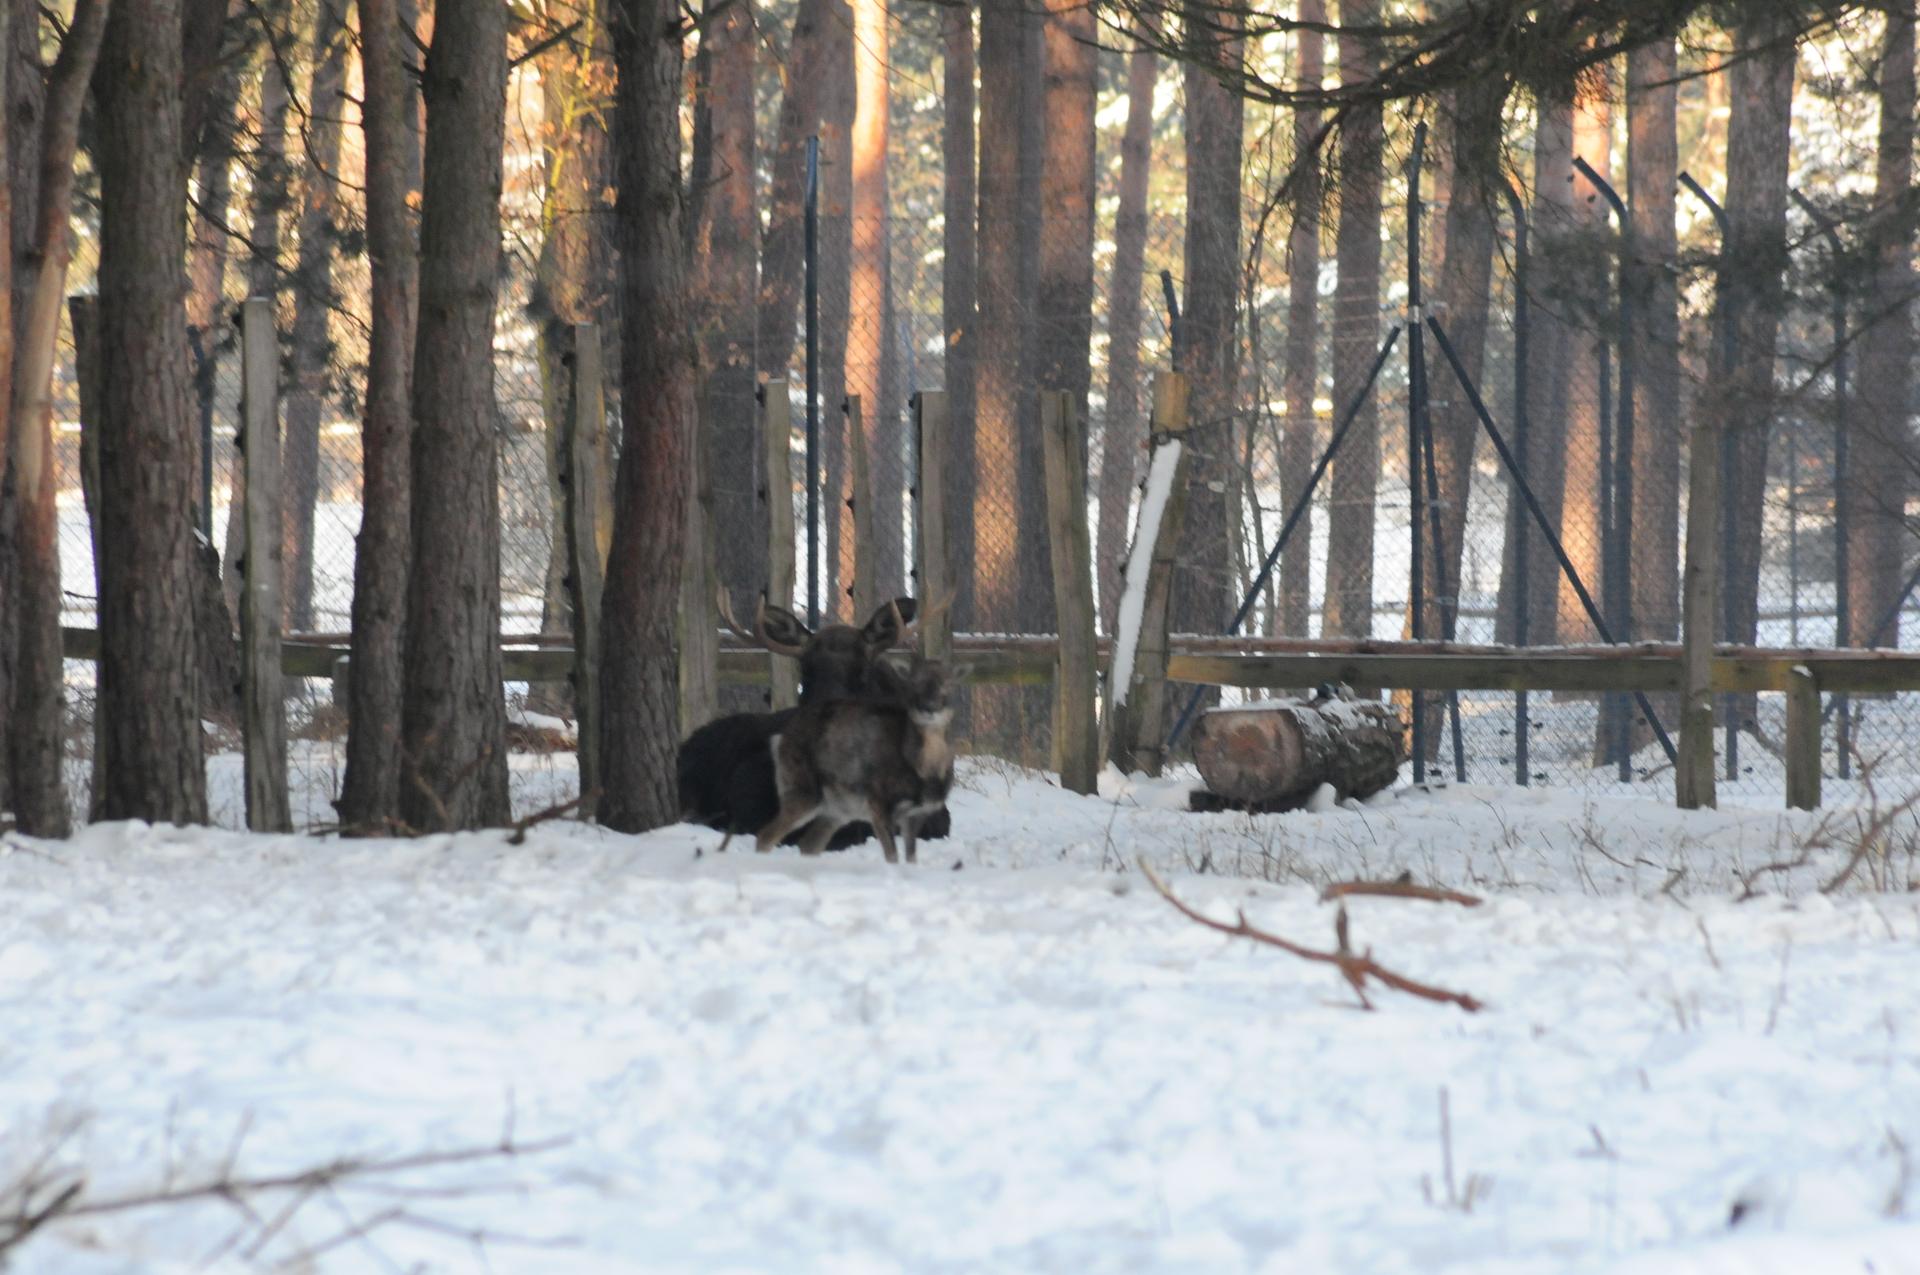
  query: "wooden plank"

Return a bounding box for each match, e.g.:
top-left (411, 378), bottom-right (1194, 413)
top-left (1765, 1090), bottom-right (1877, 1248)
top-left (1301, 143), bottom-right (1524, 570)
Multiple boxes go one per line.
top-left (1040, 389), bottom-right (1099, 793)
top-left (1105, 372), bottom-right (1190, 775)
top-left (564, 322), bottom-right (607, 816)
top-left (913, 391), bottom-right (954, 666)
top-left (763, 380), bottom-right (800, 709)
top-left (239, 296), bottom-right (291, 832)
top-left (1678, 406), bottom-right (1719, 809)
top-left (845, 394), bottom-right (877, 619)
top-left (1784, 664), bottom-right (1821, 811)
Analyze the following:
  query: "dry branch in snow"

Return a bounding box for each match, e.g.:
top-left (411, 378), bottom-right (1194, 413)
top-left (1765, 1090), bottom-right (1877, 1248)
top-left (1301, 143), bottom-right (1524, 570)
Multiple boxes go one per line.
top-left (1319, 877), bottom-right (1482, 907)
top-left (1140, 860), bottom-right (1484, 1012)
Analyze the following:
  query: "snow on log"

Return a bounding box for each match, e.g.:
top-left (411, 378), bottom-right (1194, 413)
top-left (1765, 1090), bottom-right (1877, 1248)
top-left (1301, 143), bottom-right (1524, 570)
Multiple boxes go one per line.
top-left (1189, 686), bottom-right (1405, 810)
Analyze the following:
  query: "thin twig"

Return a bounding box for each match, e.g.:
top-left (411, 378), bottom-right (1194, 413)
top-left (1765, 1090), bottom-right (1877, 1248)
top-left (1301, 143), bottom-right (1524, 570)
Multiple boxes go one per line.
top-left (1139, 859), bottom-right (1483, 1013)
top-left (506, 791), bottom-right (596, 845)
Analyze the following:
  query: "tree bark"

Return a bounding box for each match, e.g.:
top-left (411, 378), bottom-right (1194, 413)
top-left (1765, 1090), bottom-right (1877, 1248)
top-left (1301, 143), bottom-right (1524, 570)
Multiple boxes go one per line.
top-left (599, 0), bottom-right (696, 833)
top-left (92, 0), bottom-right (208, 823)
top-left (941, 1), bottom-right (977, 628)
top-left (337, 0), bottom-right (420, 831)
top-left (1172, 4), bottom-right (1243, 634)
top-left (1095, 21), bottom-right (1156, 635)
top-left (1427, 78), bottom-right (1506, 646)
top-left (1718, 13), bottom-right (1795, 674)
top-left (399, 0), bottom-right (510, 831)
top-left (696, 0), bottom-right (761, 610)
top-left (1497, 83), bottom-right (1573, 645)
top-left (5, 0), bottom-right (108, 836)
top-left (818, 2), bottom-right (853, 618)
top-left (1852, 2), bottom-right (1915, 650)
top-left (1628, 37), bottom-right (1680, 641)
top-left (846, 0), bottom-right (900, 599)
top-left (1556, 78), bottom-right (1611, 643)
top-left (282, 0), bottom-right (349, 632)
top-left (756, 0), bottom-right (829, 381)
top-left (1013, 7), bottom-right (1047, 637)
top-left (1277, 4), bottom-right (1322, 638)
top-left (1321, 0), bottom-right (1382, 638)
top-left (973, 0), bottom-right (1025, 637)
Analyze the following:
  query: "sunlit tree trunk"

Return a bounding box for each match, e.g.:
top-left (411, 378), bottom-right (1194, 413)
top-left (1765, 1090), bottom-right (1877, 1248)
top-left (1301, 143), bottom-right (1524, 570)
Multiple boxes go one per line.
top-left (1321, 0), bottom-right (1382, 638)
top-left (1628, 37), bottom-right (1680, 642)
top-left (1557, 78), bottom-right (1611, 643)
top-left (1095, 20), bottom-right (1156, 634)
top-left (973, 0), bottom-right (1026, 638)
top-left (846, 0), bottom-right (900, 597)
top-left (941, 1), bottom-right (977, 627)
top-left (1277, 6), bottom-right (1323, 639)
top-left (399, 0), bottom-right (511, 831)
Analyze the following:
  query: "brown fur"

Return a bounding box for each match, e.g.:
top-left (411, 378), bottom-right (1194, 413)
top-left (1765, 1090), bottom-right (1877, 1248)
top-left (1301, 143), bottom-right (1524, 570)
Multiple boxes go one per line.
top-left (755, 658), bottom-right (953, 864)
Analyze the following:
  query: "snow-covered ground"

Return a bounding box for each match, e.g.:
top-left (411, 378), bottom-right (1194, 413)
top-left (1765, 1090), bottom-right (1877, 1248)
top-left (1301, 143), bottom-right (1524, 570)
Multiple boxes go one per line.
top-left (6, 758), bottom-right (1920, 1273)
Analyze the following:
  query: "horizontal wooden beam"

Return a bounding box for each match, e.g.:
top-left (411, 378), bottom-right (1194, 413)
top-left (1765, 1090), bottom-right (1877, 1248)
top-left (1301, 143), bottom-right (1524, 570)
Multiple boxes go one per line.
top-left (58, 627), bottom-right (1920, 695)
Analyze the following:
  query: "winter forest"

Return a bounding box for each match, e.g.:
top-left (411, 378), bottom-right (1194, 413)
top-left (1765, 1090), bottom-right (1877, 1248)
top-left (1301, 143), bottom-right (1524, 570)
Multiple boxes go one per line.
top-left (5, 0), bottom-right (1920, 1269)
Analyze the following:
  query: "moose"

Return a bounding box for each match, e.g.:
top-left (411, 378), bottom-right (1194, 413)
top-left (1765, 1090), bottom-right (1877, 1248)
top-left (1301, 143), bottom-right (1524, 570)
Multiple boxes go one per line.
top-left (677, 593), bottom-right (953, 850)
top-left (753, 654), bottom-right (953, 863)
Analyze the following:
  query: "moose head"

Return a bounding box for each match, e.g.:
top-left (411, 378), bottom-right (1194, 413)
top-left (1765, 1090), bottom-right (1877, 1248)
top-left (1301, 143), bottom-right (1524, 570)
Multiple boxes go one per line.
top-left (719, 590), bottom-right (922, 703)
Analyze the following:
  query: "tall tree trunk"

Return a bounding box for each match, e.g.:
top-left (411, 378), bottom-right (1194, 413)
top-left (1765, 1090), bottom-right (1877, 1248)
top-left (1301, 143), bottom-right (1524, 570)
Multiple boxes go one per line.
top-left (1718, 13), bottom-right (1795, 672)
top-left (338, 0), bottom-right (420, 831)
top-left (226, 51), bottom-right (292, 617)
top-left (1277, 6), bottom-right (1323, 638)
top-left (1628, 38), bottom-right (1680, 641)
top-left (282, 0), bottom-right (349, 633)
top-left (6, 0), bottom-right (109, 836)
top-left (92, 0), bottom-right (208, 823)
top-left (973, 0), bottom-right (1025, 638)
top-left (1557, 77), bottom-right (1612, 643)
top-left (1172, 4), bottom-right (1243, 633)
top-left (819, 1), bottom-right (853, 619)
top-left (1852, 2), bottom-right (1915, 650)
top-left (941, 1), bottom-right (977, 628)
top-left (1095, 21), bottom-right (1156, 634)
top-left (186, 46), bottom-right (245, 523)
top-left (600, 0), bottom-right (696, 833)
top-left (1038, 0), bottom-right (1095, 418)
top-left (695, 0), bottom-right (759, 611)
top-left (1321, 0), bottom-right (1382, 638)
top-left (399, 0), bottom-right (510, 831)
top-left (1427, 78), bottom-right (1506, 647)
top-left (1013, 6), bottom-right (1048, 639)
top-left (1497, 84), bottom-right (1573, 645)
top-left (846, 0), bottom-right (900, 598)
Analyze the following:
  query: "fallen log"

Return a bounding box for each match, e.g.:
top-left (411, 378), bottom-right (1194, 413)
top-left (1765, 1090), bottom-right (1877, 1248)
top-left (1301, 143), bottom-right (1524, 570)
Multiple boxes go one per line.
top-left (1189, 686), bottom-right (1405, 811)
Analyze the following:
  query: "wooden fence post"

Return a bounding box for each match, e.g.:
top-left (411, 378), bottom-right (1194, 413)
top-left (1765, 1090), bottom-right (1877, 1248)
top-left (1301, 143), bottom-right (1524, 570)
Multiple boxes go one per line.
top-left (565, 323), bottom-right (607, 816)
top-left (1677, 409), bottom-right (1718, 809)
top-left (845, 394), bottom-right (877, 618)
top-left (239, 296), bottom-right (290, 832)
top-left (1785, 665), bottom-right (1821, 811)
top-left (913, 391), bottom-right (953, 666)
top-left (763, 380), bottom-right (800, 710)
top-left (1041, 389), bottom-right (1098, 793)
top-left (679, 382), bottom-right (720, 732)
top-left (1104, 372), bottom-right (1190, 776)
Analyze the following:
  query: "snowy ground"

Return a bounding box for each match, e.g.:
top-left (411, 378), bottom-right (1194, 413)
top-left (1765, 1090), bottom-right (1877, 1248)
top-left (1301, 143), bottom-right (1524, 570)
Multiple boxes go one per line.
top-left (6, 758), bottom-right (1920, 1273)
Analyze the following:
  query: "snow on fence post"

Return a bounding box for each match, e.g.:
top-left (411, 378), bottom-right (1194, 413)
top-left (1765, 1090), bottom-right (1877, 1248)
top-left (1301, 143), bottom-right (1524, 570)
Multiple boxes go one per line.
top-left (845, 394), bottom-right (877, 619)
top-left (564, 323), bottom-right (607, 817)
top-left (763, 380), bottom-right (800, 710)
top-left (679, 379), bottom-right (720, 733)
top-left (239, 296), bottom-right (291, 833)
top-left (69, 297), bottom-right (108, 813)
top-left (1785, 664), bottom-right (1821, 811)
top-left (913, 390), bottom-right (954, 669)
top-left (1104, 371), bottom-right (1190, 777)
top-left (1677, 406), bottom-right (1718, 809)
top-left (1041, 389), bottom-right (1099, 794)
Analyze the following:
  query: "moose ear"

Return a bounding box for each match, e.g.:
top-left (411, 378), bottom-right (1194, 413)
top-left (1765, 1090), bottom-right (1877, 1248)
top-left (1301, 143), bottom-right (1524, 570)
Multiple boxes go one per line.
top-left (862, 597), bottom-right (918, 647)
top-left (760, 604), bottom-right (812, 649)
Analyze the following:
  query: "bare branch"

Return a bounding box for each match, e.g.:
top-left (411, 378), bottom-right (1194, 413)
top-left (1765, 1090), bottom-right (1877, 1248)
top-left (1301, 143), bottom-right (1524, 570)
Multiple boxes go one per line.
top-left (1320, 879), bottom-right (1483, 907)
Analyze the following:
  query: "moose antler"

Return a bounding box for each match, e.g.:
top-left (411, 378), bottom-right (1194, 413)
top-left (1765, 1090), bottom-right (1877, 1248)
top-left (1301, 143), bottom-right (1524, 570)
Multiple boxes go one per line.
top-left (899, 588), bottom-right (957, 647)
top-left (715, 586), bottom-right (808, 657)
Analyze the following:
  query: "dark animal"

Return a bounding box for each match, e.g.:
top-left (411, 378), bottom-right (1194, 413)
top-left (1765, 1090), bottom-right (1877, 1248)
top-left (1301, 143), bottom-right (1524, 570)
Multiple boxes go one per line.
top-left (676, 595), bottom-right (953, 849)
top-left (754, 655), bottom-right (954, 863)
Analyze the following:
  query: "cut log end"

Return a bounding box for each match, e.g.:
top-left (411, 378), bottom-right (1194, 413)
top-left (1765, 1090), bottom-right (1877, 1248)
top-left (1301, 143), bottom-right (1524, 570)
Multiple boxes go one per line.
top-left (1191, 689), bottom-right (1406, 810)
